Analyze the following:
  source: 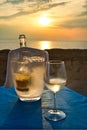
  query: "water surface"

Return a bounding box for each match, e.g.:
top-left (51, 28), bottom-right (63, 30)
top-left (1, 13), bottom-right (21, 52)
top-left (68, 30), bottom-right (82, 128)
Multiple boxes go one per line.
top-left (0, 40), bottom-right (87, 50)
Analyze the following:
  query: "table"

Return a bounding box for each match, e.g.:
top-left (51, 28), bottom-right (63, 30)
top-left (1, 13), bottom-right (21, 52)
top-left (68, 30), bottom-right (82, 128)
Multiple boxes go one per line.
top-left (0, 86), bottom-right (87, 129)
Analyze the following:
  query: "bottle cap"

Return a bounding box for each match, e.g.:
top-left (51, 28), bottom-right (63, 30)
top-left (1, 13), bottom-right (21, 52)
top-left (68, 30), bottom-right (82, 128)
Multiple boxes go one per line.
top-left (19, 34), bottom-right (26, 39)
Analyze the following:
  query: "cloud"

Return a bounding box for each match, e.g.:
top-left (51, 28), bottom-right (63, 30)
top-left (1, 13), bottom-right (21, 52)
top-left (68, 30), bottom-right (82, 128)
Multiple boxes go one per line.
top-left (0, 0), bottom-right (69, 19)
top-left (0, 0), bottom-right (23, 6)
top-left (48, 1), bottom-right (68, 8)
top-left (77, 0), bottom-right (87, 16)
top-left (7, 0), bottom-right (24, 4)
top-left (0, 10), bottom-right (36, 19)
top-left (78, 11), bottom-right (87, 16)
top-left (59, 18), bottom-right (87, 28)
top-left (83, 4), bottom-right (87, 8)
top-left (51, 0), bottom-right (87, 29)
top-left (83, 0), bottom-right (87, 8)
top-left (0, 1), bottom-right (6, 5)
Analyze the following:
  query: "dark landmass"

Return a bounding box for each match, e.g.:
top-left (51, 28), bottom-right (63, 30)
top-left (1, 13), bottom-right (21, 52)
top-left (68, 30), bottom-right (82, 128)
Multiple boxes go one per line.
top-left (46, 49), bottom-right (87, 96)
top-left (0, 49), bottom-right (10, 86)
top-left (1, 49), bottom-right (87, 96)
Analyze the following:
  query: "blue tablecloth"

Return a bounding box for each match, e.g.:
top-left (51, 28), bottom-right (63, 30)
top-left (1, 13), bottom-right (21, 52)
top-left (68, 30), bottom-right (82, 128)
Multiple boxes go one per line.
top-left (0, 86), bottom-right (87, 129)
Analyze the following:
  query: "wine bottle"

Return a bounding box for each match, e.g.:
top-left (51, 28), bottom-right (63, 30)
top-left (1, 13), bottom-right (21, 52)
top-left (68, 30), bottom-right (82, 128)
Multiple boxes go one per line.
top-left (19, 34), bottom-right (26, 47)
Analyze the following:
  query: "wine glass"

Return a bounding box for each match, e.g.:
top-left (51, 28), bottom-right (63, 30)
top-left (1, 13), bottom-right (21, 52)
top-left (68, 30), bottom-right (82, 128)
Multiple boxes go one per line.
top-left (44, 60), bottom-right (67, 121)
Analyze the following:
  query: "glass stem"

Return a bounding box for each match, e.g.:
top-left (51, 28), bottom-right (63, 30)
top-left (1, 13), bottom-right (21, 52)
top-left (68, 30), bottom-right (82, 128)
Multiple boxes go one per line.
top-left (53, 92), bottom-right (57, 112)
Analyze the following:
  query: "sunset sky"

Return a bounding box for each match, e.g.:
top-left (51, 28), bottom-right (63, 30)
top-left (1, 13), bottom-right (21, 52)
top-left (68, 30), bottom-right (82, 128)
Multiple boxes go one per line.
top-left (0, 0), bottom-right (87, 41)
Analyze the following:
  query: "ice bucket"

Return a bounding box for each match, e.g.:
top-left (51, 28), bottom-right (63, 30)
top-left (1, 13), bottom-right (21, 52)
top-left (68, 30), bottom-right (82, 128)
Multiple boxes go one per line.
top-left (11, 47), bottom-right (48, 102)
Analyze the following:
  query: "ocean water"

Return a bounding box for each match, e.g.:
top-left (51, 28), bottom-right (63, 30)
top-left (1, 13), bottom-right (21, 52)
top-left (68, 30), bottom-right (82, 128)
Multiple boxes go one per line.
top-left (0, 39), bottom-right (87, 50)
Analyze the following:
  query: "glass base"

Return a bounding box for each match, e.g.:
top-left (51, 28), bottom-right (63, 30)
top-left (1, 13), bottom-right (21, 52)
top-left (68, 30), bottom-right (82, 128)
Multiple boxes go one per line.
top-left (19, 97), bottom-right (41, 102)
top-left (45, 109), bottom-right (66, 121)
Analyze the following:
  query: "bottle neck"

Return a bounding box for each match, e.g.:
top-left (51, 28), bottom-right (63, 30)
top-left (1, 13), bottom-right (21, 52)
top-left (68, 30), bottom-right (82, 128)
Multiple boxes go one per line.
top-left (20, 38), bottom-right (26, 48)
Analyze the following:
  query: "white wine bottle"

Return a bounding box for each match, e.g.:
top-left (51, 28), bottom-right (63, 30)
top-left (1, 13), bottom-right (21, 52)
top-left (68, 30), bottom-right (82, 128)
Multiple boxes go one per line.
top-left (19, 34), bottom-right (26, 48)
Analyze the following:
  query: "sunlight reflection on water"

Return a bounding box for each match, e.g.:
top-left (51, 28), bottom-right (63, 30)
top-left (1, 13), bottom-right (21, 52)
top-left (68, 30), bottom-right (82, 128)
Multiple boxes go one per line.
top-left (0, 40), bottom-right (87, 50)
top-left (39, 41), bottom-right (51, 50)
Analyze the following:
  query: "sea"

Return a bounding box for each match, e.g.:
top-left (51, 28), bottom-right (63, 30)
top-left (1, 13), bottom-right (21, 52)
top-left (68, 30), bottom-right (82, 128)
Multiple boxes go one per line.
top-left (0, 39), bottom-right (87, 50)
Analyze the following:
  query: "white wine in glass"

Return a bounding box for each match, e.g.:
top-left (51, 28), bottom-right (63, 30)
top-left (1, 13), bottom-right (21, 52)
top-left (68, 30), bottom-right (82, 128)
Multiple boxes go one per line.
top-left (45, 60), bottom-right (67, 121)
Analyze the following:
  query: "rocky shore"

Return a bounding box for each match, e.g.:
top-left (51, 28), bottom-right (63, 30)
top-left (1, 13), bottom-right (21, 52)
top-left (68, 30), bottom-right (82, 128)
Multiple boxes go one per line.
top-left (0, 49), bottom-right (87, 96)
top-left (46, 49), bottom-right (87, 96)
top-left (0, 49), bottom-right (10, 86)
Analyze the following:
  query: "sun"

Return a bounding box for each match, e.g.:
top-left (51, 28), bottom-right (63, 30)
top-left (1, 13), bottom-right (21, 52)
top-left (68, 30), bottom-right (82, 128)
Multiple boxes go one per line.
top-left (38, 16), bottom-right (50, 26)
